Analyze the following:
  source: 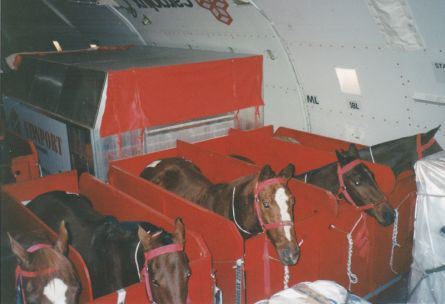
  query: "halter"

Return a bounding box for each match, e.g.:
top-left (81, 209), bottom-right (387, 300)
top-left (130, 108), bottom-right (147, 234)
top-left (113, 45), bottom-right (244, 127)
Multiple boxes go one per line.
top-left (416, 133), bottom-right (437, 160)
top-left (336, 160), bottom-right (384, 211)
top-left (140, 243), bottom-right (184, 303)
top-left (253, 177), bottom-right (294, 231)
top-left (15, 243), bottom-right (58, 304)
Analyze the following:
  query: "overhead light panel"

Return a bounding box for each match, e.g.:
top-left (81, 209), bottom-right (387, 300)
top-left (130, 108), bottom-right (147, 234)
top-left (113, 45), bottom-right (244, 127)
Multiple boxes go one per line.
top-left (52, 40), bottom-right (63, 52)
top-left (335, 68), bottom-right (361, 95)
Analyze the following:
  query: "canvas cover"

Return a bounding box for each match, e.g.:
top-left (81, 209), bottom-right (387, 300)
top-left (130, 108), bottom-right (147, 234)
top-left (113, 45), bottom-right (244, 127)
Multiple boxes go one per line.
top-left (409, 151), bottom-right (445, 303)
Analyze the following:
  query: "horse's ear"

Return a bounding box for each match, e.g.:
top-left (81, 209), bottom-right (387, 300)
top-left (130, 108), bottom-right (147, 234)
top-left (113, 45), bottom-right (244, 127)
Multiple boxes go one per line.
top-left (173, 218), bottom-right (185, 246)
top-left (55, 220), bottom-right (69, 255)
top-left (8, 233), bottom-right (30, 268)
top-left (336, 150), bottom-right (348, 166)
top-left (138, 226), bottom-right (155, 251)
top-left (424, 125), bottom-right (441, 140)
top-left (347, 144), bottom-right (360, 158)
top-left (259, 165), bottom-right (275, 181)
top-left (278, 163), bottom-right (295, 179)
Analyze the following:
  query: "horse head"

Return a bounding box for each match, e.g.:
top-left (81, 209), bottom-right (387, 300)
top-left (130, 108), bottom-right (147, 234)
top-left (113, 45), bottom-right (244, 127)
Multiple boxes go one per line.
top-left (138, 218), bottom-right (190, 304)
top-left (9, 221), bottom-right (81, 304)
top-left (254, 164), bottom-right (300, 265)
top-left (336, 144), bottom-right (395, 226)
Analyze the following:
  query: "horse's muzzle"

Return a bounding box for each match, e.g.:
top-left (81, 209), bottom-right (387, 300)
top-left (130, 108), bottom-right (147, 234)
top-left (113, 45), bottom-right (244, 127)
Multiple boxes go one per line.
top-left (278, 244), bottom-right (300, 265)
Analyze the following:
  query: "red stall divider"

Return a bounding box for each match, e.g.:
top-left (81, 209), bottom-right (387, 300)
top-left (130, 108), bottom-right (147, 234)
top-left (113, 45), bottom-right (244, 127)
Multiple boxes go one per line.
top-left (2, 171), bottom-right (214, 303)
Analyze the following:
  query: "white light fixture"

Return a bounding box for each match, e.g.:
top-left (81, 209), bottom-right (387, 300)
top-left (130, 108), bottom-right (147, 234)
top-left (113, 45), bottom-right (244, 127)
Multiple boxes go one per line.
top-left (52, 40), bottom-right (63, 52)
top-left (89, 44), bottom-right (98, 49)
top-left (335, 68), bottom-right (361, 95)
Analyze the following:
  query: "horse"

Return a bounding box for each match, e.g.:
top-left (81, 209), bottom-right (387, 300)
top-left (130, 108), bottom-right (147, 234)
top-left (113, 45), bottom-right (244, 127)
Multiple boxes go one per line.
top-left (295, 144), bottom-right (395, 226)
top-left (26, 191), bottom-right (190, 303)
top-left (358, 125), bottom-right (442, 176)
top-left (3, 220), bottom-right (81, 304)
top-left (140, 157), bottom-right (300, 265)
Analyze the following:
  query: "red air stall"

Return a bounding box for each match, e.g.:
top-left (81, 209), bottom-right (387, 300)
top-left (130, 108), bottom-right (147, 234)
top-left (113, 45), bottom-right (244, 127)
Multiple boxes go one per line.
top-left (1, 171), bottom-right (214, 303)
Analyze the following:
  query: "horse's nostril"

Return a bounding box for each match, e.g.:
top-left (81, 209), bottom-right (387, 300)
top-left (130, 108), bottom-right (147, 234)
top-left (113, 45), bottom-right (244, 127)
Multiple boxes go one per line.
top-left (279, 246), bottom-right (300, 265)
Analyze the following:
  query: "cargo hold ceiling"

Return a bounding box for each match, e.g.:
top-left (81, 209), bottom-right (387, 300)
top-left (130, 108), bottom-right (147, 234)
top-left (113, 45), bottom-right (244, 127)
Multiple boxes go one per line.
top-left (1, 0), bottom-right (145, 72)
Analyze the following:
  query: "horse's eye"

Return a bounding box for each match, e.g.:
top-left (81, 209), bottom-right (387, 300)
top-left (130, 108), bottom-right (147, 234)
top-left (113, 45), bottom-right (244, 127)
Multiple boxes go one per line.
top-left (151, 279), bottom-right (160, 287)
top-left (185, 271), bottom-right (191, 278)
top-left (263, 201), bottom-right (270, 208)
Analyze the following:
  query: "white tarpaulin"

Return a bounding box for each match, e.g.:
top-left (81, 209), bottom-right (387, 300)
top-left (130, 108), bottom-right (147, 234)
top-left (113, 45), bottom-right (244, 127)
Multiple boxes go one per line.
top-left (255, 280), bottom-right (370, 304)
top-left (409, 151), bottom-right (445, 303)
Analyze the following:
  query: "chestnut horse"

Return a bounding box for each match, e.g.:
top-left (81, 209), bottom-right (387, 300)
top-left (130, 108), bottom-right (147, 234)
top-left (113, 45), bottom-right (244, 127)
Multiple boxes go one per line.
top-left (295, 145), bottom-right (395, 226)
top-left (3, 221), bottom-right (81, 304)
top-left (140, 157), bottom-right (300, 265)
top-left (27, 191), bottom-right (190, 303)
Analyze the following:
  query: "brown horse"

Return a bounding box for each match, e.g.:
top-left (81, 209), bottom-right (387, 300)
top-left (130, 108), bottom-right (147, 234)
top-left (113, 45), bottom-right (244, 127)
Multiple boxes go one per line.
top-left (27, 191), bottom-right (190, 303)
top-left (6, 221), bottom-right (81, 304)
top-left (140, 157), bottom-right (300, 265)
top-left (295, 145), bottom-right (395, 226)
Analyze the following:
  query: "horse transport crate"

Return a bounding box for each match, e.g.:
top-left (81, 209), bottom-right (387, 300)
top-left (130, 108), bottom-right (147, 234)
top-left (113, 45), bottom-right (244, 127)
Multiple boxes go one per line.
top-left (1, 170), bottom-right (214, 303)
top-left (273, 126), bottom-right (418, 291)
top-left (109, 140), bottom-right (338, 303)
top-left (2, 45), bottom-right (263, 180)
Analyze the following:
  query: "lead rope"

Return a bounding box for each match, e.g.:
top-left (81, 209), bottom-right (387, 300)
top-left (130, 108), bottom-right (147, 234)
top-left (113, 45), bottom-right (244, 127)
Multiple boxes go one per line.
top-left (235, 259), bottom-right (244, 304)
top-left (388, 192), bottom-right (412, 274)
top-left (331, 213), bottom-right (364, 290)
top-left (134, 240), bottom-right (142, 280)
top-left (283, 266), bottom-right (290, 289)
top-left (390, 209), bottom-right (400, 274)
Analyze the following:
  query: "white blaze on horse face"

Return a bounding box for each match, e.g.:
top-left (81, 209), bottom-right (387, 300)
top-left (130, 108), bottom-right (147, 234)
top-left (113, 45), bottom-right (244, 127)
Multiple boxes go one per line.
top-left (43, 278), bottom-right (68, 304)
top-left (275, 188), bottom-right (292, 241)
top-left (146, 160), bottom-right (162, 168)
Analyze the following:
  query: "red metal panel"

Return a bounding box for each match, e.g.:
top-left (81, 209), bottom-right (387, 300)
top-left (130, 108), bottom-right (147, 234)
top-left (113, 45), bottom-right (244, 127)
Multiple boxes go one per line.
top-left (102, 56), bottom-right (263, 137)
top-left (8, 136), bottom-right (40, 183)
top-left (274, 126), bottom-right (365, 151)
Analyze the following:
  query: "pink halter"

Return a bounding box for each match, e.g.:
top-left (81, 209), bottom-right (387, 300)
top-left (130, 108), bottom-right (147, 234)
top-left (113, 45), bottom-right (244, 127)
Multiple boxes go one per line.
top-left (253, 177), bottom-right (294, 231)
top-left (336, 160), bottom-right (380, 211)
top-left (416, 133), bottom-right (437, 160)
top-left (140, 243), bottom-right (184, 303)
top-left (15, 243), bottom-right (57, 304)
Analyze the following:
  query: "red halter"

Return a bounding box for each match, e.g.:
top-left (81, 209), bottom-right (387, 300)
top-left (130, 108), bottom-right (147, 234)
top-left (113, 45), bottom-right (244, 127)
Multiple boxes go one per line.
top-left (416, 133), bottom-right (437, 160)
top-left (15, 243), bottom-right (58, 304)
top-left (140, 243), bottom-right (184, 303)
top-left (254, 177), bottom-right (294, 231)
top-left (336, 160), bottom-right (379, 211)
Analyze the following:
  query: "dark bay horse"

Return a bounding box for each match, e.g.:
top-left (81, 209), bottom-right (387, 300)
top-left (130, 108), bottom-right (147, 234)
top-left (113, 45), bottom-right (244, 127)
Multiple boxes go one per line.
top-left (4, 221), bottom-right (81, 304)
top-left (140, 157), bottom-right (300, 265)
top-left (358, 126), bottom-right (442, 175)
top-left (295, 144), bottom-right (395, 226)
top-left (27, 191), bottom-right (190, 303)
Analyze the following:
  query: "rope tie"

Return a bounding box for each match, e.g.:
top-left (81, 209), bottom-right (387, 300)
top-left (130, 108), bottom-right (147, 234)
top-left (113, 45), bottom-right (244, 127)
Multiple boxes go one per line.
top-left (390, 208), bottom-right (400, 274)
top-left (283, 266), bottom-right (290, 289)
top-left (330, 213), bottom-right (364, 290)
